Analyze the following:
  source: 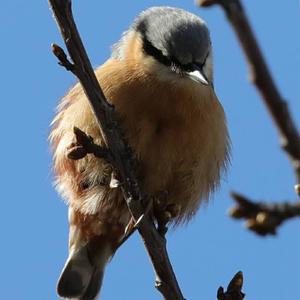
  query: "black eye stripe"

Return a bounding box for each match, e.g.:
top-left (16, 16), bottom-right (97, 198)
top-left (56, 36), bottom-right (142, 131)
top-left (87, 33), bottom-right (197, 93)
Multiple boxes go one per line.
top-left (143, 39), bottom-right (200, 73)
top-left (136, 21), bottom-right (172, 67)
top-left (137, 22), bottom-right (209, 72)
top-left (142, 37), bottom-right (172, 67)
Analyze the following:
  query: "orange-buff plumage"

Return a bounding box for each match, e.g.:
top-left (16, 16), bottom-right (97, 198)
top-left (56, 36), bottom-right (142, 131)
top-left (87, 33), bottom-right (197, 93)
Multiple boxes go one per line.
top-left (50, 6), bottom-right (230, 300)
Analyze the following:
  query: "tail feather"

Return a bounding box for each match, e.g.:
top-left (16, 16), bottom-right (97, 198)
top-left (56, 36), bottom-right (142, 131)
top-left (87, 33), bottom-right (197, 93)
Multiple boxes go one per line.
top-left (79, 267), bottom-right (104, 300)
top-left (57, 238), bottom-right (112, 300)
top-left (57, 244), bottom-right (94, 298)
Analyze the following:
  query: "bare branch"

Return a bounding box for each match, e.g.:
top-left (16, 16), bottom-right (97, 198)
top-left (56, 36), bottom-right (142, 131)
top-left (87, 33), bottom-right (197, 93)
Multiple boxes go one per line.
top-left (198, 0), bottom-right (300, 184)
top-left (229, 192), bottom-right (300, 236)
top-left (217, 271), bottom-right (245, 300)
top-left (49, 1), bottom-right (185, 299)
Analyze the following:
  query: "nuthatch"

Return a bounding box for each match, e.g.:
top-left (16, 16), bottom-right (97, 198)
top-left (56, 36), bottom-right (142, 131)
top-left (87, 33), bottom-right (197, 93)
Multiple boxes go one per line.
top-left (50, 6), bottom-right (230, 300)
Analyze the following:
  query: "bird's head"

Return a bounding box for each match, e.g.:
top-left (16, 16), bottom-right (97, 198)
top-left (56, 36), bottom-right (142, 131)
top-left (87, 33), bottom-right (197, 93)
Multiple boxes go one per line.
top-left (112, 6), bottom-right (213, 86)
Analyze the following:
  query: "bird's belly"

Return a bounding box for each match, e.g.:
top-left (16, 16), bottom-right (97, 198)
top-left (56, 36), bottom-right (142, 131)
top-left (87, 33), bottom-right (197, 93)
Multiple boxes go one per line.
top-left (136, 121), bottom-right (196, 193)
top-left (122, 103), bottom-right (227, 222)
top-left (97, 64), bottom-right (229, 222)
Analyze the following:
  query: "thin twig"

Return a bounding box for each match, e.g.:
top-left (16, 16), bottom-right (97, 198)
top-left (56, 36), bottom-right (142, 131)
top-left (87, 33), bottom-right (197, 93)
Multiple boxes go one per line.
top-left (217, 271), bottom-right (245, 300)
top-left (49, 1), bottom-right (185, 299)
top-left (66, 126), bottom-right (114, 163)
top-left (197, 0), bottom-right (300, 185)
top-left (229, 192), bottom-right (300, 236)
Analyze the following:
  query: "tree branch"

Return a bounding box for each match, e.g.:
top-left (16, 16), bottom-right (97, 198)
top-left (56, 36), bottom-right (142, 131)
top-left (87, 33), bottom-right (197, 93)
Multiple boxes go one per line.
top-left (197, 0), bottom-right (300, 238)
top-left (49, 1), bottom-right (185, 299)
top-left (197, 0), bottom-right (300, 185)
top-left (229, 192), bottom-right (300, 236)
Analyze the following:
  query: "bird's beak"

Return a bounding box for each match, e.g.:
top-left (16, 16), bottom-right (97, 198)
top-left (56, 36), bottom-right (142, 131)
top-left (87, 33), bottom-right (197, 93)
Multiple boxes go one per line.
top-left (187, 67), bottom-right (208, 86)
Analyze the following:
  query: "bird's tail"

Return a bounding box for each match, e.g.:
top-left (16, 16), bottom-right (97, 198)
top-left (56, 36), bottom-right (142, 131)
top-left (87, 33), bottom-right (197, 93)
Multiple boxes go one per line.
top-left (57, 209), bottom-right (115, 300)
top-left (57, 239), bottom-right (112, 300)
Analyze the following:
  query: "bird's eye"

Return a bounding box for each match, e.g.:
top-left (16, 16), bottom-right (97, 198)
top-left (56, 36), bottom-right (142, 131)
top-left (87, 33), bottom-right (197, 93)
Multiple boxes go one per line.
top-left (194, 51), bottom-right (210, 69)
top-left (183, 63), bottom-right (194, 72)
top-left (194, 61), bottom-right (205, 69)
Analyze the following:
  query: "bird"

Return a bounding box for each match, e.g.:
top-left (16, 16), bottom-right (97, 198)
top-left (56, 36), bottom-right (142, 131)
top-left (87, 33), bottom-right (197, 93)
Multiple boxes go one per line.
top-left (49, 6), bottom-right (230, 300)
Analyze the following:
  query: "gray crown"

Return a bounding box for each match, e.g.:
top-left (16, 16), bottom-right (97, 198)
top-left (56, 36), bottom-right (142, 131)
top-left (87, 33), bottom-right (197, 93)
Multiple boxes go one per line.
top-left (133, 6), bottom-right (211, 66)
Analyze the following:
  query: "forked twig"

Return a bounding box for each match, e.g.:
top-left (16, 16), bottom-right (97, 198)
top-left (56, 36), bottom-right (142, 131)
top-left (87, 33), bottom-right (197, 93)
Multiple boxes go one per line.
top-left (198, 0), bottom-right (300, 235)
top-left (229, 192), bottom-right (300, 236)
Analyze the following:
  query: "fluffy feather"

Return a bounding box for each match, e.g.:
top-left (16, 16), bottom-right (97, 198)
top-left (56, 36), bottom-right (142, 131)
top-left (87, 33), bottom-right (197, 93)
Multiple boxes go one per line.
top-left (50, 7), bottom-right (230, 299)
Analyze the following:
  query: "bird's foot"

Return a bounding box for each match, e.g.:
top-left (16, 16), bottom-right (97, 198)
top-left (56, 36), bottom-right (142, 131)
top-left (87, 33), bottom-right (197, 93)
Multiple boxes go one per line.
top-left (125, 191), bottom-right (181, 238)
top-left (152, 191), bottom-right (180, 237)
top-left (123, 195), bottom-right (154, 237)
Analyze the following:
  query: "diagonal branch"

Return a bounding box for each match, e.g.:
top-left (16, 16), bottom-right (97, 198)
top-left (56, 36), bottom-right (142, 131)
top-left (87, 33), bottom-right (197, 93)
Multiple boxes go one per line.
top-left (198, 0), bottom-right (300, 185)
top-left (48, 1), bottom-right (185, 299)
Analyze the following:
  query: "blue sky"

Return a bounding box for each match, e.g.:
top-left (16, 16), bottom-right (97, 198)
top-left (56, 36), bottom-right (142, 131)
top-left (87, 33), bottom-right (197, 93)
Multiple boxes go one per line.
top-left (1, 1), bottom-right (300, 299)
